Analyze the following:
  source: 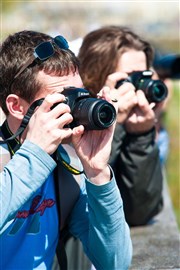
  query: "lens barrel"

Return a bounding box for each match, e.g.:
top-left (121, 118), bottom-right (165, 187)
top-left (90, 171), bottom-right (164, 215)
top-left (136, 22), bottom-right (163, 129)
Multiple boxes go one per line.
top-left (71, 98), bottom-right (116, 130)
top-left (138, 79), bottom-right (168, 103)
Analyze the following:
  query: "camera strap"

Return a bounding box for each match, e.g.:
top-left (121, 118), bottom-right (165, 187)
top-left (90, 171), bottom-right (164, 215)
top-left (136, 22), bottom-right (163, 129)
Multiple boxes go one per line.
top-left (1, 120), bottom-right (21, 156)
top-left (0, 98), bottom-right (43, 146)
top-left (57, 149), bottom-right (84, 175)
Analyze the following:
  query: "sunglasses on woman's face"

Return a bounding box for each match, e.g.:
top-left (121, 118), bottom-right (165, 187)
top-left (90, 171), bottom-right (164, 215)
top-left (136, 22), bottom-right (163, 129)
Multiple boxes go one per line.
top-left (9, 35), bottom-right (69, 89)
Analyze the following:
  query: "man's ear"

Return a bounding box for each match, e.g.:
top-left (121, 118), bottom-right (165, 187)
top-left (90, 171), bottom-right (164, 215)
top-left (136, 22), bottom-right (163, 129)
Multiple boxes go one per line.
top-left (6, 94), bottom-right (29, 120)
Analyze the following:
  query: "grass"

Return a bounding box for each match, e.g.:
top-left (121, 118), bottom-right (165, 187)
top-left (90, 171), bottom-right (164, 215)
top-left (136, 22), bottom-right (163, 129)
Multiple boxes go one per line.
top-left (165, 80), bottom-right (180, 228)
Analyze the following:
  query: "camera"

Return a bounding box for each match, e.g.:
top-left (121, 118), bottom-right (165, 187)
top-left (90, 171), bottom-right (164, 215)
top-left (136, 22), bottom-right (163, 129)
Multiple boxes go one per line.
top-left (153, 54), bottom-right (180, 80)
top-left (115, 70), bottom-right (168, 103)
top-left (59, 87), bottom-right (116, 130)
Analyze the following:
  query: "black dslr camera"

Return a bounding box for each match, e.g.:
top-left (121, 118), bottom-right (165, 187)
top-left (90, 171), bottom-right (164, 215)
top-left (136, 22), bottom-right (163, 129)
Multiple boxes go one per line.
top-left (59, 87), bottom-right (116, 130)
top-left (116, 70), bottom-right (168, 103)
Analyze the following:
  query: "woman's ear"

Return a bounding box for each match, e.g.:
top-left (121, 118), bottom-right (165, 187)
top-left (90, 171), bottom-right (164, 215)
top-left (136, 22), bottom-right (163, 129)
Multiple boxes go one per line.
top-left (6, 94), bottom-right (29, 120)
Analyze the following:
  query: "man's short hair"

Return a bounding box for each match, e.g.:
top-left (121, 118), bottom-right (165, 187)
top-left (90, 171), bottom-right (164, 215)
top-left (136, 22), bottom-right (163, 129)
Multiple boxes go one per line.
top-left (0, 30), bottom-right (79, 115)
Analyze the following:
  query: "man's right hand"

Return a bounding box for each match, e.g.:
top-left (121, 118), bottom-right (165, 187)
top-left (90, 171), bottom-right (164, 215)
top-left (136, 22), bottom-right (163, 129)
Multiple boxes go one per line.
top-left (26, 93), bottom-right (73, 155)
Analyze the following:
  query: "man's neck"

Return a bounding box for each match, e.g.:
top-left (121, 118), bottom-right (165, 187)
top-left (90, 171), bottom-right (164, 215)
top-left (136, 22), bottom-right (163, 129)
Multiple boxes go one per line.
top-left (6, 116), bottom-right (25, 143)
top-left (6, 116), bottom-right (20, 134)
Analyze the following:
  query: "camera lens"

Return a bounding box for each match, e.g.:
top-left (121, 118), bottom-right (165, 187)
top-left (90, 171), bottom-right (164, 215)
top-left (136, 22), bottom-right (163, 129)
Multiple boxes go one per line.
top-left (94, 102), bottom-right (115, 127)
top-left (152, 84), bottom-right (166, 101)
top-left (138, 79), bottom-right (168, 103)
top-left (72, 98), bottom-right (116, 130)
top-left (147, 80), bottom-right (168, 103)
top-left (99, 109), bottom-right (110, 123)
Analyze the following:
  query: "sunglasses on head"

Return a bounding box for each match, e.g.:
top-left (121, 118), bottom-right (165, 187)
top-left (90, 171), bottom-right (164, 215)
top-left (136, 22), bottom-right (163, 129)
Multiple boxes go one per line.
top-left (9, 35), bottom-right (69, 89)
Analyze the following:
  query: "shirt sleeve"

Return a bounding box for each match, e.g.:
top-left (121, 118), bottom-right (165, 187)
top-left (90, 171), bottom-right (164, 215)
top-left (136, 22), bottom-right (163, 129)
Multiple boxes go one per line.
top-left (68, 169), bottom-right (132, 270)
top-left (0, 139), bottom-right (56, 234)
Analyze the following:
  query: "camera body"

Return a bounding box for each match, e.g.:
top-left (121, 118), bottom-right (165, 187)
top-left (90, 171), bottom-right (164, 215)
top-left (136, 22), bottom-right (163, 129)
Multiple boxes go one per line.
top-left (116, 70), bottom-right (168, 103)
top-left (60, 87), bottom-right (116, 130)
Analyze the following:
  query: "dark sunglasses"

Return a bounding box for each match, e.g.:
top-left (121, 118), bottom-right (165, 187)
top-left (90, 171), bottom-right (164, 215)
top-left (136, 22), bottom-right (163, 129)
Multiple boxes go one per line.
top-left (9, 35), bottom-right (69, 88)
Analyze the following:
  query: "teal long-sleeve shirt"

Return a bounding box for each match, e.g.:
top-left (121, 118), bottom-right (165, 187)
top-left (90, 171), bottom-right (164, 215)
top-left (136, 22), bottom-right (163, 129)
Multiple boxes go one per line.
top-left (0, 140), bottom-right (132, 269)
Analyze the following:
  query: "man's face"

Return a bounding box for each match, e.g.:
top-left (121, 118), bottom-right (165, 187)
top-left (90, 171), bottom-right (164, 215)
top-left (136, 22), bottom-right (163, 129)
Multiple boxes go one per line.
top-left (34, 70), bottom-right (84, 100)
top-left (20, 70), bottom-right (84, 144)
top-left (116, 49), bottom-right (147, 74)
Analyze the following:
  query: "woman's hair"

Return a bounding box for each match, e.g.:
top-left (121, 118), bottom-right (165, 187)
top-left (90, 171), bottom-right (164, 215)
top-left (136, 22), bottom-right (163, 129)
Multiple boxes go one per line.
top-left (78, 25), bottom-right (154, 95)
top-left (0, 30), bottom-right (79, 115)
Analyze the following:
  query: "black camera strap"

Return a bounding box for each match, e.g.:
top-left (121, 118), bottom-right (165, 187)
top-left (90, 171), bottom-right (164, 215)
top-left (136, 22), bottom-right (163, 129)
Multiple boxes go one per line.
top-left (0, 98), bottom-right (43, 146)
top-left (1, 120), bottom-right (21, 156)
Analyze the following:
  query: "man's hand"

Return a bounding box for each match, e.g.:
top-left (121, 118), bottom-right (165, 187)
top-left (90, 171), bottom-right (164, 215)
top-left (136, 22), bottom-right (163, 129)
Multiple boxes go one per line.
top-left (26, 93), bottom-right (73, 154)
top-left (72, 87), bottom-right (116, 185)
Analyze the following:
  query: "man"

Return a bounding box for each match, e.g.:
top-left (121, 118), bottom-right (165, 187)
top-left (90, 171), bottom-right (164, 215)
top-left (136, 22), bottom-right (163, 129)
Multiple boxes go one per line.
top-left (78, 25), bottom-right (164, 226)
top-left (0, 30), bottom-right (132, 269)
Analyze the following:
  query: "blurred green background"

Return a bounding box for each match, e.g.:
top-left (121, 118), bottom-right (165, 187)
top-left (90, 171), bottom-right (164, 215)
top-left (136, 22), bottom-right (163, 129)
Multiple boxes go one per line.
top-left (165, 81), bottom-right (180, 227)
top-left (1, 0), bottom-right (179, 227)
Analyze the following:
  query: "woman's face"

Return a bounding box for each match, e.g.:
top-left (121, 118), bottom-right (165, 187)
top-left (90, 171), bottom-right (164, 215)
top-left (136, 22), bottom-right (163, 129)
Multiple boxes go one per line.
top-left (116, 49), bottom-right (147, 74)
